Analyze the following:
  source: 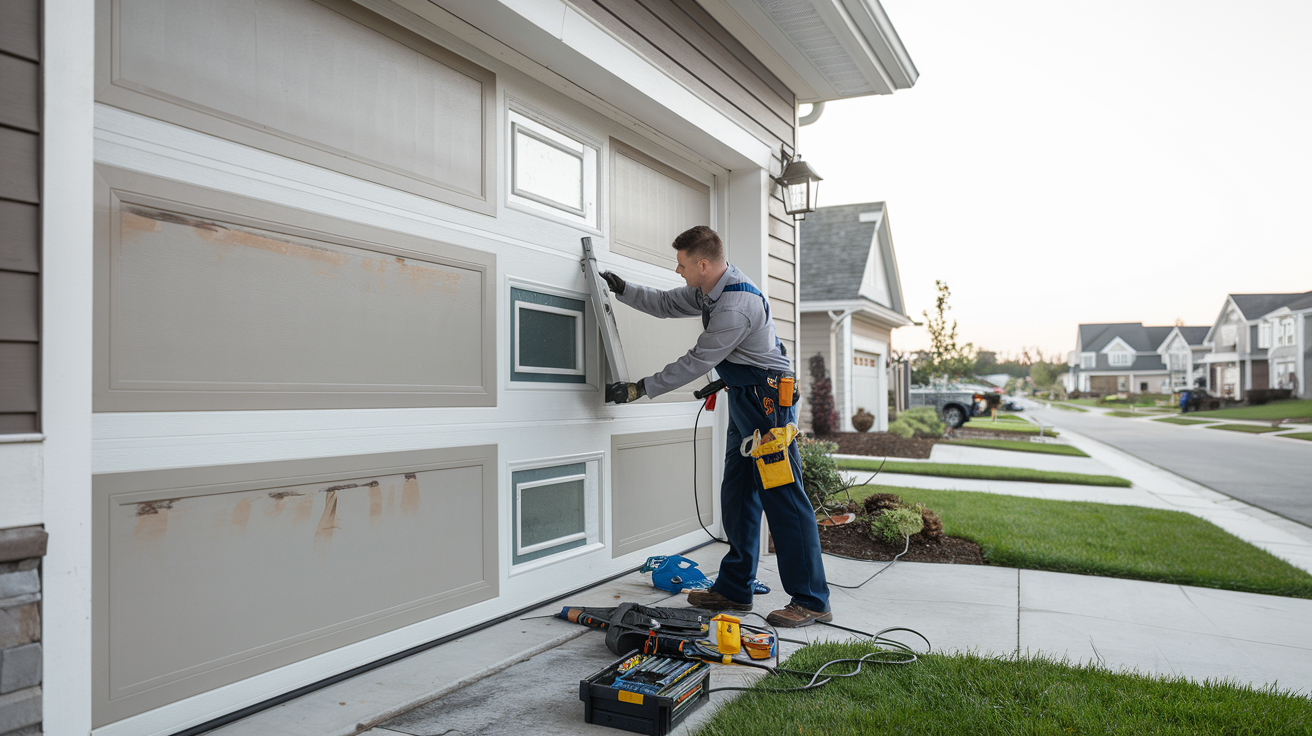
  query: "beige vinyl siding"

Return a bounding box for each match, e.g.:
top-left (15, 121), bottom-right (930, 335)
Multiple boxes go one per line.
top-left (573, 0), bottom-right (794, 145)
top-left (797, 312), bottom-right (832, 431)
top-left (767, 164), bottom-right (799, 359)
top-left (93, 446), bottom-right (498, 726)
top-left (96, 0), bottom-right (497, 213)
top-left (0, 0), bottom-right (40, 434)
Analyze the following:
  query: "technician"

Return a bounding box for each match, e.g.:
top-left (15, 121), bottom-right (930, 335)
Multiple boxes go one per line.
top-left (601, 226), bottom-right (831, 628)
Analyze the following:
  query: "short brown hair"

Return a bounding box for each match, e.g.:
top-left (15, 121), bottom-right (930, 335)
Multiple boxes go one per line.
top-left (672, 225), bottom-right (724, 263)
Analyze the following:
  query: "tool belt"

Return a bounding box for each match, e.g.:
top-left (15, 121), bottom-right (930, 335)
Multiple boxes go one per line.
top-left (739, 423), bottom-right (799, 489)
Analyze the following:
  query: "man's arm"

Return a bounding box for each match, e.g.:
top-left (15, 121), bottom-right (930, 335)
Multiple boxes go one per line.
top-left (614, 282), bottom-right (702, 319)
top-left (642, 309), bottom-right (750, 397)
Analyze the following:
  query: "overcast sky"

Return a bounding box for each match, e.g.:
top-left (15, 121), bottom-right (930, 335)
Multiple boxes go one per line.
top-left (798, 0), bottom-right (1312, 360)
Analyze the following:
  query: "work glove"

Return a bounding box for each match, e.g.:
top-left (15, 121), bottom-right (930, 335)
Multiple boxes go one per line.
top-left (600, 271), bottom-right (626, 296)
top-left (606, 379), bottom-right (646, 404)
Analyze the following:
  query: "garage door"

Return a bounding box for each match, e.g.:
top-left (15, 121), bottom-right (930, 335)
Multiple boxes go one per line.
top-left (853, 351), bottom-right (883, 418)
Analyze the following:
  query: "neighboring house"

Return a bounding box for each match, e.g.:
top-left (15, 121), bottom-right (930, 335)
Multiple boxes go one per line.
top-left (4, 1), bottom-right (918, 733)
top-left (1251, 293), bottom-right (1312, 397)
top-left (1068, 323), bottom-right (1178, 394)
top-left (797, 203), bottom-right (913, 432)
top-left (1200, 291), bottom-right (1312, 399)
top-left (1157, 325), bottom-right (1210, 390)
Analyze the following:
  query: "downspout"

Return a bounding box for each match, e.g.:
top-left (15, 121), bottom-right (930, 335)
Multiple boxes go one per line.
top-left (799, 101), bottom-right (825, 126)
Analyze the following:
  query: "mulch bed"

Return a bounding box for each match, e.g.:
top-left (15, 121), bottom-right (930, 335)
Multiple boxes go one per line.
top-left (817, 523), bottom-right (985, 566)
top-left (813, 432), bottom-right (940, 459)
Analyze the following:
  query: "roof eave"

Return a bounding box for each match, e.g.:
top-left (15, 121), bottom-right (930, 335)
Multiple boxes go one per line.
top-left (800, 297), bottom-right (914, 327)
top-left (699, 0), bottom-right (918, 103)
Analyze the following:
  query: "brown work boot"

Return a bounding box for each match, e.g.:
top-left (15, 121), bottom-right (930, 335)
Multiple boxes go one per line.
top-left (766, 602), bottom-right (832, 628)
top-left (687, 589), bottom-right (752, 611)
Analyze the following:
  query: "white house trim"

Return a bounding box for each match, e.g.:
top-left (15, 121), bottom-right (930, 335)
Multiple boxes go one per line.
top-left (800, 299), bottom-right (914, 328)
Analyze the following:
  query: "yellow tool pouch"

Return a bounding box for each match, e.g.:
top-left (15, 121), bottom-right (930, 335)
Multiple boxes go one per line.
top-left (739, 423), bottom-right (799, 489)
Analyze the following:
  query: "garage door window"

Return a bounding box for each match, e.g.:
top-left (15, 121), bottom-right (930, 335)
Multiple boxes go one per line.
top-left (508, 110), bottom-right (597, 229)
top-left (511, 458), bottom-right (601, 566)
top-left (512, 287), bottom-right (586, 383)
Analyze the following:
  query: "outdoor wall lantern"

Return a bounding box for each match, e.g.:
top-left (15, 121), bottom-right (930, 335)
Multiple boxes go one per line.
top-left (773, 148), bottom-right (823, 220)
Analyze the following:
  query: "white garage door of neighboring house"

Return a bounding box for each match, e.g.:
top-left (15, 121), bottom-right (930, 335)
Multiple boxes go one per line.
top-left (853, 351), bottom-right (883, 419)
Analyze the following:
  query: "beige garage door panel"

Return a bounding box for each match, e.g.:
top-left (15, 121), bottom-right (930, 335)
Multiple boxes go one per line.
top-left (94, 166), bottom-right (496, 411)
top-left (612, 428), bottom-right (713, 558)
top-left (93, 445), bottom-right (498, 726)
top-left (96, 0), bottom-right (496, 213)
top-left (610, 304), bottom-right (707, 402)
top-left (610, 139), bottom-right (711, 270)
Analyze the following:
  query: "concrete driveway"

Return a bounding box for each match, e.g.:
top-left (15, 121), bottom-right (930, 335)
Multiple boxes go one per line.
top-left (1029, 403), bottom-right (1312, 527)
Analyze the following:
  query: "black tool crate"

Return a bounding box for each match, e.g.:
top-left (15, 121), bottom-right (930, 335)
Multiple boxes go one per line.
top-left (579, 650), bottom-right (711, 735)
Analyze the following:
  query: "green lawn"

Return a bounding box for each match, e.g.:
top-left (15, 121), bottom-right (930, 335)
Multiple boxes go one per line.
top-left (1278, 432), bottom-right (1312, 442)
top-left (697, 647), bottom-right (1312, 736)
top-left (1206, 423), bottom-right (1282, 434)
top-left (848, 486), bottom-right (1312, 599)
top-left (994, 414), bottom-right (1029, 422)
top-left (962, 418), bottom-right (1058, 436)
top-left (1153, 416), bottom-right (1216, 426)
top-left (946, 438), bottom-right (1090, 457)
top-left (1190, 399), bottom-right (1312, 421)
top-left (1103, 410), bottom-right (1145, 418)
top-left (1049, 402), bottom-right (1088, 412)
top-left (837, 459), bottom-right (1130, 487)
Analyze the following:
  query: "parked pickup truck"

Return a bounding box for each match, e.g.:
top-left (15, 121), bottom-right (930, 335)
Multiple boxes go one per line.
top-left (910, 385), bottom-right (992, 428)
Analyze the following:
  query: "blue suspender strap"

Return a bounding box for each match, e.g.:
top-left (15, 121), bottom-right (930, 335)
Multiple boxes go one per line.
top-left (721, 282), bottom-right (768, 316)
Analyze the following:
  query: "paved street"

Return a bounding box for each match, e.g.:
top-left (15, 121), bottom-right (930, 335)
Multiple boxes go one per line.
top-left (1029, 404), bottom-right (1312, 528)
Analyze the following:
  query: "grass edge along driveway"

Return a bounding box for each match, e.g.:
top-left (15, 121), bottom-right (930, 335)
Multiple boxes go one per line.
top-left (696, 646), bottom-right (1312, 736)
top-left (1153, 416), bottom-right (1216, 426)
top-left (945, 438), bottom-right (1090, 457)
top-left (1206, 423), bottom-right (1282, 434)
top-left (850, 485), bottom-right (1312, 600)
top-left (962, 418), bottom-right (1058, 436)
top-left (1189, 398), bottom-right (1312, 421)
top-left (838, 458), bottom-right (1129, 488)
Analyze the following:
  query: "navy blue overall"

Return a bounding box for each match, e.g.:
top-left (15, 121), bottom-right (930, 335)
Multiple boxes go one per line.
top-left (704, 285), bottom-right (829, 613)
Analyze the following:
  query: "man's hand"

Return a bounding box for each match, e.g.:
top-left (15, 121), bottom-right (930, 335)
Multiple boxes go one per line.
top-left (600, 271), bottom-right (626, 296)
top-left (606, 379), bottom-right (646, 404)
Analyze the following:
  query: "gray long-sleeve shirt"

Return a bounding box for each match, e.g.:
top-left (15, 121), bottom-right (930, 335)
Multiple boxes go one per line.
top-left (616, 264), bottom-right (791, 397)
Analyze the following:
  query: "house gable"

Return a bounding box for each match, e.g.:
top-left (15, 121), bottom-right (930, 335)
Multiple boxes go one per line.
top-left (856, 211), bottom-right (891, 308)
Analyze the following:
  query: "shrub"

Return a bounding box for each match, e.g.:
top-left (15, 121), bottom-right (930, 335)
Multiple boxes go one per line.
top-left (870, 505), bottom-right (925, 544)
top-left (808, 354), bottom-right (841, 434)
top-left (799, 438), bottom-right (843, 508)
top-left (887, 406), bottom-right (945, 438)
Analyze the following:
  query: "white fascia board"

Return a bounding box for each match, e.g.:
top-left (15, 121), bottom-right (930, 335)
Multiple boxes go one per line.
top-left (800, 298), bottom-right (913, 327)
top-left (430, 0), bottom-right (771, 169)
top-left (838, 0), bottom-right (917, 88)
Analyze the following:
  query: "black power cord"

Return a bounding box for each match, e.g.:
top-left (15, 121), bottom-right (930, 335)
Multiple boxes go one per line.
top-left (691, 400), bottom-right (729, 545)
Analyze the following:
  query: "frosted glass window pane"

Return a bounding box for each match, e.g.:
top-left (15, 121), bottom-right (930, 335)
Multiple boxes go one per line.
top-left (514, 126), bottom-right (584, 213)
top-left (510, 288), bottom-right (587, 385)
top-left (520, 478), bottom-right (585, 548)
top-left (519, 308), bottom-right (577, 370)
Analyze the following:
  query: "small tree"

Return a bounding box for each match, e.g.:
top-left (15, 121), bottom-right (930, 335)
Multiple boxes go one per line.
top-left (922, 281), bottom-right (977, 382)
top-left (808, 353), bottom-right (840, 434)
